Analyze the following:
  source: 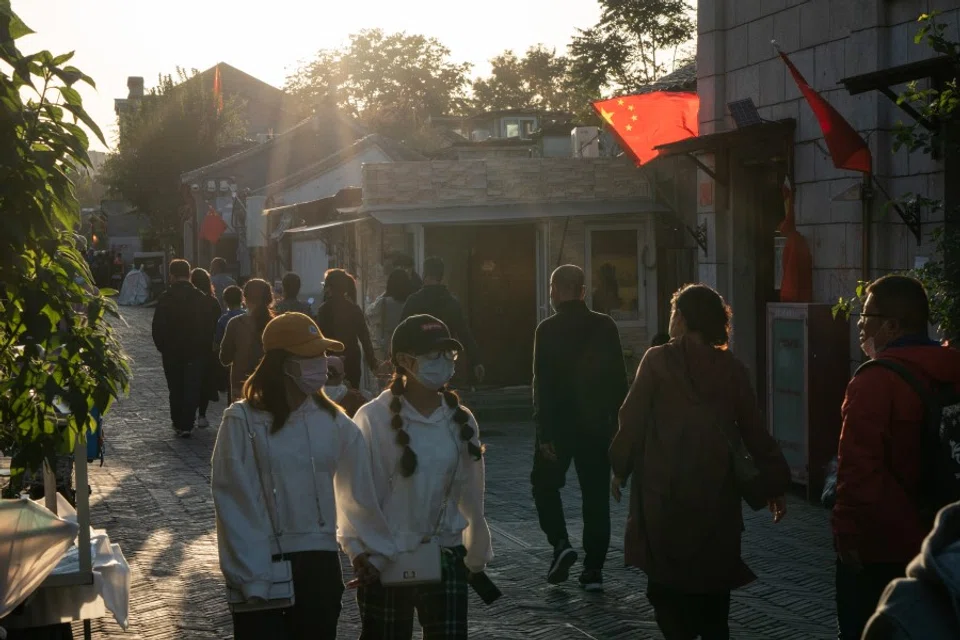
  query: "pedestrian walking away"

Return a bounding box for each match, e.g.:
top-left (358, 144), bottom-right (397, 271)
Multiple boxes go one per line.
top-left (366, 267), bottom-right (414, 363)
top-left (211, 312), bottom-right (396, 640)
top-left (352, 314), bottom-right (493, 640)
top-left (610, 284), bottom-right (790, 640)
top-left (220, 278), bottom-right (275, 401)
top-left (401, 257), bottom-right (485, 385)
top-left (210, 257), bottom-right (237, 310)
top-left (151, 259), bottom-right (213, 437)
top-left (530, 264), bottom-right (629, 592)
top-left (215, 285), bottom-right (246, 403)
top-left (274, 271), bottom-right (313, 316)
top-left (190, 267), bottom-right (224, 428)
top-left (315, 268), bottom-right (378, 390)
top-left (833, 275), bottom-right (960, 639)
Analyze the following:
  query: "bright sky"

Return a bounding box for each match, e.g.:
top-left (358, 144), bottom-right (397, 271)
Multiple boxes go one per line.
top-left (18, 0), bottom-right (602, 152)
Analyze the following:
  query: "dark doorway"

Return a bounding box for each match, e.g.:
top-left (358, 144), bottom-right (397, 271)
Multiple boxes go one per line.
top-left (425, 224), bottom-right (537, 386)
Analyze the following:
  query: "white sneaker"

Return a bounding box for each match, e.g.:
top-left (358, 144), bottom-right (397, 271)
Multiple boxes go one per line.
top-left (196, 417), bottom-right (209, 428)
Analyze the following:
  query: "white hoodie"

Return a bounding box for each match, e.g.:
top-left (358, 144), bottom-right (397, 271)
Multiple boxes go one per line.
top-left (211, 399), bottom-right (396, 600)
top-left (353, 390), bottom-right (494, 573)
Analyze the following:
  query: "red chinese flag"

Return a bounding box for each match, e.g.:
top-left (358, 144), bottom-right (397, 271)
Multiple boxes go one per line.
top-left (213, 64), bottom-right (224, 115)
top-left (592, 92), bottom-right (699, 165)
top-left (779, 176), bottom-right (813, 302)
top-left (779, 51), bottom-right (871, 174)
top-left (199, 205), bottom-right (227, 244)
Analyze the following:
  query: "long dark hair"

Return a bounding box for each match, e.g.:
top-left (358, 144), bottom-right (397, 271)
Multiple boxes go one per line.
top-left (190, 267), bottom-right (215, 297)
top-left (243, 278), bottom-right (275, 335)
top-left (388, 366), bottom-right (484, 478)
top-left (324, 269), bottom-right (357, 303)
top-left (671, 284), bottom-right (732, 347)
top-left (386, 268), bottom-right (412, 303)
top-left (243, 349), bottom-right (340, 432)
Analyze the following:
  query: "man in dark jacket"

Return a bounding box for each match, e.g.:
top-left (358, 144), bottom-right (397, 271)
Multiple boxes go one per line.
top-left (531, 264), bottom-right (629, 593)
top-left (864, 500), bottom-right (960, 639)
top-left (400, 256), bottom-right (484, 382)
top-left (834, 275), bottom-right (960, 638)
top-left (152, 259), bottom-right (211, 437)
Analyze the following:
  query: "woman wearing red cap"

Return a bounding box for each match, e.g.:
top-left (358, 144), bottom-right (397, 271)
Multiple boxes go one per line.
top-left (212, 313), bottom-right (396, 640)
top-left (352, 314), bottom-right (493, 639)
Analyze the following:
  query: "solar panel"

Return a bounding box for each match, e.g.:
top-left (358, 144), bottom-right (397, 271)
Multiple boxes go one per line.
top-left (728, 98), bottom-right (762, 128)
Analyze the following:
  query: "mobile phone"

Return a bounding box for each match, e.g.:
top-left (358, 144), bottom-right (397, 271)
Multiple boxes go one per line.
top-left (467, 571), bottom-right (502, 605)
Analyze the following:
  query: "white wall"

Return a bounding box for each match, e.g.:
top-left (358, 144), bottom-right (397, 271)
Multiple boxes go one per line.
top-left (279, 146), bottom-right (392, 206)
top-left (291, 238), bottom-right (329, 303)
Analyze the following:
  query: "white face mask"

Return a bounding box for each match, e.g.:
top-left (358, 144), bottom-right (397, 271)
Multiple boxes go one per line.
top-left (413, 354), bottom-right (456, 390)
top-left (325, 384), bottom-right (348, 403)
top-left (861, 337), bottom-right (877, 360)
top-left (284, 357), bottom-right (329, 395)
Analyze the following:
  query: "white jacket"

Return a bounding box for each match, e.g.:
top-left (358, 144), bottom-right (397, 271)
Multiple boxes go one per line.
top-left (353, 390), bottom-right (493, 573)
top-left (211, 399), bottom-right (396, 600)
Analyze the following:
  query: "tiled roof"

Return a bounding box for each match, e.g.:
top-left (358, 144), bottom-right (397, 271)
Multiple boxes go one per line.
top-left (636, 61), bottom-right (697, 94)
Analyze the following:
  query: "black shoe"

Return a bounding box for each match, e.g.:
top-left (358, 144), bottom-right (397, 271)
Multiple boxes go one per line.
top-left (578, 569), bottom-right (603, 592)
top-left (176, 428), bottom-right (193, 439)
top-left (547, 541), bottom-right (578, 584)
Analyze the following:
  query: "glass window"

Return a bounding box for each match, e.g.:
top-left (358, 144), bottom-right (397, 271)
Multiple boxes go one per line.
top-left (589, 228), bottom-right (641, 322)
top-left (521, 119), bottom-right (537, 137)
top-left (502, 118), bottom-right (520, 138)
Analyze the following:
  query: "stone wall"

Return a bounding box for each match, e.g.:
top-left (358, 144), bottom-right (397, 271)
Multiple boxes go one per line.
top-left (698, 0), bottom-right (960, 367)
top-left (362, 158), bottom-right (652, 208)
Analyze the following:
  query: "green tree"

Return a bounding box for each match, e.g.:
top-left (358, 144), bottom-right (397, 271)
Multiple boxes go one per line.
top-left (285, 29), bottom-right (471, 142)
top-left (471, 45), bottom-right (589, 114)
top-left (570, 0), bottom-right (696, 95)
top-left (0, 1), bottom-right (130, 484)
top-left (101, 68), bottom-right (246, 251)
top-left (834, 13), bottom-right (959, 343)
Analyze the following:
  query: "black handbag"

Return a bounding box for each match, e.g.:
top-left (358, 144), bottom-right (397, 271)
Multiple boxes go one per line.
top-left (716, 419), bottom-right (768, 511)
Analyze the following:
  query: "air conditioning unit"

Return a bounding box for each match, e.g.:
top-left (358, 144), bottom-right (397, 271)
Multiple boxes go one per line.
top-left (571, 126), bottom-right (600, 158)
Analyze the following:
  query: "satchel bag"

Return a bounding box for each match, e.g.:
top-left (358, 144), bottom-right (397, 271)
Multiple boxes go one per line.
top-left (716, 419), bottom-right (767, 511)
top-left (226, 404), bottom-right (295, 612)
top-left (379, 423), bottom-right (461, 587)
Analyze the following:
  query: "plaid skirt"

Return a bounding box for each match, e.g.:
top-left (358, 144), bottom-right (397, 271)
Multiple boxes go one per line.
top-left (357, 545), bottom-right (468, 640)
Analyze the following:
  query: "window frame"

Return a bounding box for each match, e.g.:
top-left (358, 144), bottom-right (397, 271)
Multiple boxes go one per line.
top-left (584, 223), bottom-right (648, 328)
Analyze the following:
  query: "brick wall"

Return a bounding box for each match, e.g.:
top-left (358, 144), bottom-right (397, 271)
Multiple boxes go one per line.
top-left (363, 158), bottom-right (652, 208)
top-left (699, 0), bottom-right (959, 368)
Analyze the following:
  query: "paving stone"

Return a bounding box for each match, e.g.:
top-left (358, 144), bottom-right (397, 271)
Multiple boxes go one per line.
top-left (72, 306), bottom-right (837, 639)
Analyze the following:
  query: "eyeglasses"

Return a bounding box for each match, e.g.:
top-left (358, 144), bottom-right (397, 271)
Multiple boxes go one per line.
top-left (421, 350), bottom-right (458, 361)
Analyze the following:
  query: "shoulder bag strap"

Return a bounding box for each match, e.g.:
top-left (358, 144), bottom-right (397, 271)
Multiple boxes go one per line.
top-left (430, 419), bottom-right (463, 538)
top-left (239, 403), bottom-right (285, 558)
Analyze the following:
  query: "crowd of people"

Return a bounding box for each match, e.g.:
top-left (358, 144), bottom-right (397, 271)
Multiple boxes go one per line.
top-left (149, 256), bottom-right (960, 639)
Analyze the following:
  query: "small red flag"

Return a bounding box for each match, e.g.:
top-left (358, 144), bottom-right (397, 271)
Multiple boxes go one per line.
top-left (199, 205), bottom-right (227, 244)
top-left (779, 51), bottom-right (871, 174)
top-left (592, 92), bottom-right (699, 165)
top-left (779, 176), bottom-right (813, 302)
top-left (213, 64), bottom-right (224, 115)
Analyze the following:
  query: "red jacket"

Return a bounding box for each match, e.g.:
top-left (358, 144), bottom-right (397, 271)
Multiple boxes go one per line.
top-left (832, 341), bottom-right (960, 564)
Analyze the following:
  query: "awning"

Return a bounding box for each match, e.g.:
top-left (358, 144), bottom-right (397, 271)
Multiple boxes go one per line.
top-left (840, 56), bottom-right (955, 132)
top-left (654, 119), bottom-right (796, 185)
top-left (284, 217), bottom-right (364, 238)
top-left (365, 198), bottom-right (667, 226)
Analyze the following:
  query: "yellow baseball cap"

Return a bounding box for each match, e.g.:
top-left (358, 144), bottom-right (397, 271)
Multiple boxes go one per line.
top-left (262, 313), bottom-right (344, 357)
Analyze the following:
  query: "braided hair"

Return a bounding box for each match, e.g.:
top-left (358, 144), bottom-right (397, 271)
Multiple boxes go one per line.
top-left (389, 367), bottom-right (484, 477)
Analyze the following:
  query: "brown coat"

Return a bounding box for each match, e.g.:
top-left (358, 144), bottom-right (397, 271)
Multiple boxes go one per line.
top-left (219, 314), bottom-right (264, 400)
top-left (610, 337), bottom-right (790, 593)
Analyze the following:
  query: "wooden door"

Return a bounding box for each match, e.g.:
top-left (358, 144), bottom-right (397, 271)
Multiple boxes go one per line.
top-left (467, 224), bottom-right (537, 386)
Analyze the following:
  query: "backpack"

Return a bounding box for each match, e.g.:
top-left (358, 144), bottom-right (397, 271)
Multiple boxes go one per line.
top-left (854, 358), bottom-right (960, 523)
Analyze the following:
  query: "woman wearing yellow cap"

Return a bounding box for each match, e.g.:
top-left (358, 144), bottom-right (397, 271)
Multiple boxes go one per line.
top-left (211, 313), bottom-right (396, 640)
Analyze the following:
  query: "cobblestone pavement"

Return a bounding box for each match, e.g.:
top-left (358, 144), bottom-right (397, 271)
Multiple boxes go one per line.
top-left (77, 306), bottom-right (837, 639)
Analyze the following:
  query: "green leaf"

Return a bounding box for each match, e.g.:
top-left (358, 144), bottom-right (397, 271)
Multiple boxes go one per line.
top-left (0, 1), bottom-right (35, 40)
top-left (52, 51), bottom-right (75, 66)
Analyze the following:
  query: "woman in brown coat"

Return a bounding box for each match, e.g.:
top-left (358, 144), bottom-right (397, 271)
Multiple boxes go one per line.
top-left (219, 278), bottom-right (275, 401)
top-left (610, 284), bottom-right (790, 640)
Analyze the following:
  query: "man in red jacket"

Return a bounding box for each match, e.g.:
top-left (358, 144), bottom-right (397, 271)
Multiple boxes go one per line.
top-left (834, 275), bottom-right (960, 639)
